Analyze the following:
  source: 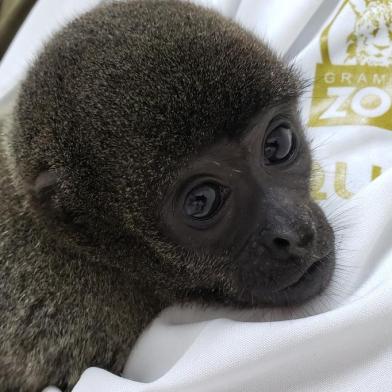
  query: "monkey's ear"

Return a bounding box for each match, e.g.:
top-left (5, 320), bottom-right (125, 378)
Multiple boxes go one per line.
top-left (34, 170), bottom-right (58, 197)
top-left (32, 169), bottom-right (68, 221)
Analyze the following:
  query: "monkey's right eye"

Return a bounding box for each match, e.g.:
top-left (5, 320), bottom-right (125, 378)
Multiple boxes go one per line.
top-left (263, 123), bottom-right (296, 166)
top-left (183, 183), bottom-right (226, 220)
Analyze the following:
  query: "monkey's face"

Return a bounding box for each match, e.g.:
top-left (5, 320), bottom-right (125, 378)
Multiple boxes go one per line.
top-left (161, 104), bottom-right (335, 307)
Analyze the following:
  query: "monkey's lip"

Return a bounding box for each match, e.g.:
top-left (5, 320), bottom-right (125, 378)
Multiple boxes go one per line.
top-left (236, 249), bottom-right (335, 307)
top-left (277, 252), bottom-right (333, 292)
top-left (279, 259), bottom-right (322, 291)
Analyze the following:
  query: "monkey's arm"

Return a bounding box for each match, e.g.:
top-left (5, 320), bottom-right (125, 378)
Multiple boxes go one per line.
top-left (0, 167), bottom-right (142, 392)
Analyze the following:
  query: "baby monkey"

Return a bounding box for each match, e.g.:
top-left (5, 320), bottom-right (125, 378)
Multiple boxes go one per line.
top-left (0, 1), bottom-right (335, 391)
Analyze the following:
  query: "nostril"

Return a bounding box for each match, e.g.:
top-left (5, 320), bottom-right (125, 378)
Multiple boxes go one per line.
top-left (262, 230), bottom-right (313, 261)
top-left (273, 237), bottom-right (291, 249)
top-left (298, 232), bottom-right (314, 247)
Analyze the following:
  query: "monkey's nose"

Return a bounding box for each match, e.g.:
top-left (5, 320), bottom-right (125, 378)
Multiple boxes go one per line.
top-left (261, 229), bottom-right (314, 261)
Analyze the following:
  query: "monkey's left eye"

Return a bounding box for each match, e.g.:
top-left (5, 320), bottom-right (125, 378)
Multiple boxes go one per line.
top-left (183, 183), bottom-right (226, 220)
top-left (263, 124), bottom-right (296, 165)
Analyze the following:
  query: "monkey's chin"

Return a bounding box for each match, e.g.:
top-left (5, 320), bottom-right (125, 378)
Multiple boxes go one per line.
top-left (236, 253), bottom-right (335, 307)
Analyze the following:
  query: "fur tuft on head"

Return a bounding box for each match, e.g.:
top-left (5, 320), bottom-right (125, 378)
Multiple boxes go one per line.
top-left (9, 1), bottom-right (302, 238)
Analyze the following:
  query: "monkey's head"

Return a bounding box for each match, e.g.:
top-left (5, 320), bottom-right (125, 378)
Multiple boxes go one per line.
top-left (9, 1), bottom-right (334, 307)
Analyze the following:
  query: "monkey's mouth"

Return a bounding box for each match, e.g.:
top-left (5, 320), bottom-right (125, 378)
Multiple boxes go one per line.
top-left (278, 256), bottom-right (327, 291)
top-left (270, 251), bottom-right (335, 305)
top-left (236, 250), bottom-right (335, 307)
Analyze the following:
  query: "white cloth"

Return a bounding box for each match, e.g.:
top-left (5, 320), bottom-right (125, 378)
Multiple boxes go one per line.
top-left (1, 0), bottom-right (392, 391)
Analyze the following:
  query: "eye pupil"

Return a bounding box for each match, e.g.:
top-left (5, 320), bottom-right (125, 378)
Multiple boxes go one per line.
top-left (184, 184), bottom-right (221, 220)
top-left (190, 195), bottom-right (208, 215)
top-left (264, 125), bottom-right (295, 165)
top-left (264, 143), bottom-right (278, 159)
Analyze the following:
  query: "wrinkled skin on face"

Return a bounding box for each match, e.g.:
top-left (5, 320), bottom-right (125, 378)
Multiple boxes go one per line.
top-left (1, 1), bottom-right (334, 390)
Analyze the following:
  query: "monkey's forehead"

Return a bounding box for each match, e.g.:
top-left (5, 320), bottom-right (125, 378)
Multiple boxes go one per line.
top-left (16, 1), bottom-right (302, 168)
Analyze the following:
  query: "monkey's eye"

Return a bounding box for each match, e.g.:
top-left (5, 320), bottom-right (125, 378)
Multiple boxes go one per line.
top-left (183, 183), bottom-right (225, 220)
top-left (263, 124), bottom-right (296, 165)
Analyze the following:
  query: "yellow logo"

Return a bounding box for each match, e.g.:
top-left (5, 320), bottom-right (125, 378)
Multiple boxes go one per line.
top-left (309, 0), bottom-right (392, 130)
